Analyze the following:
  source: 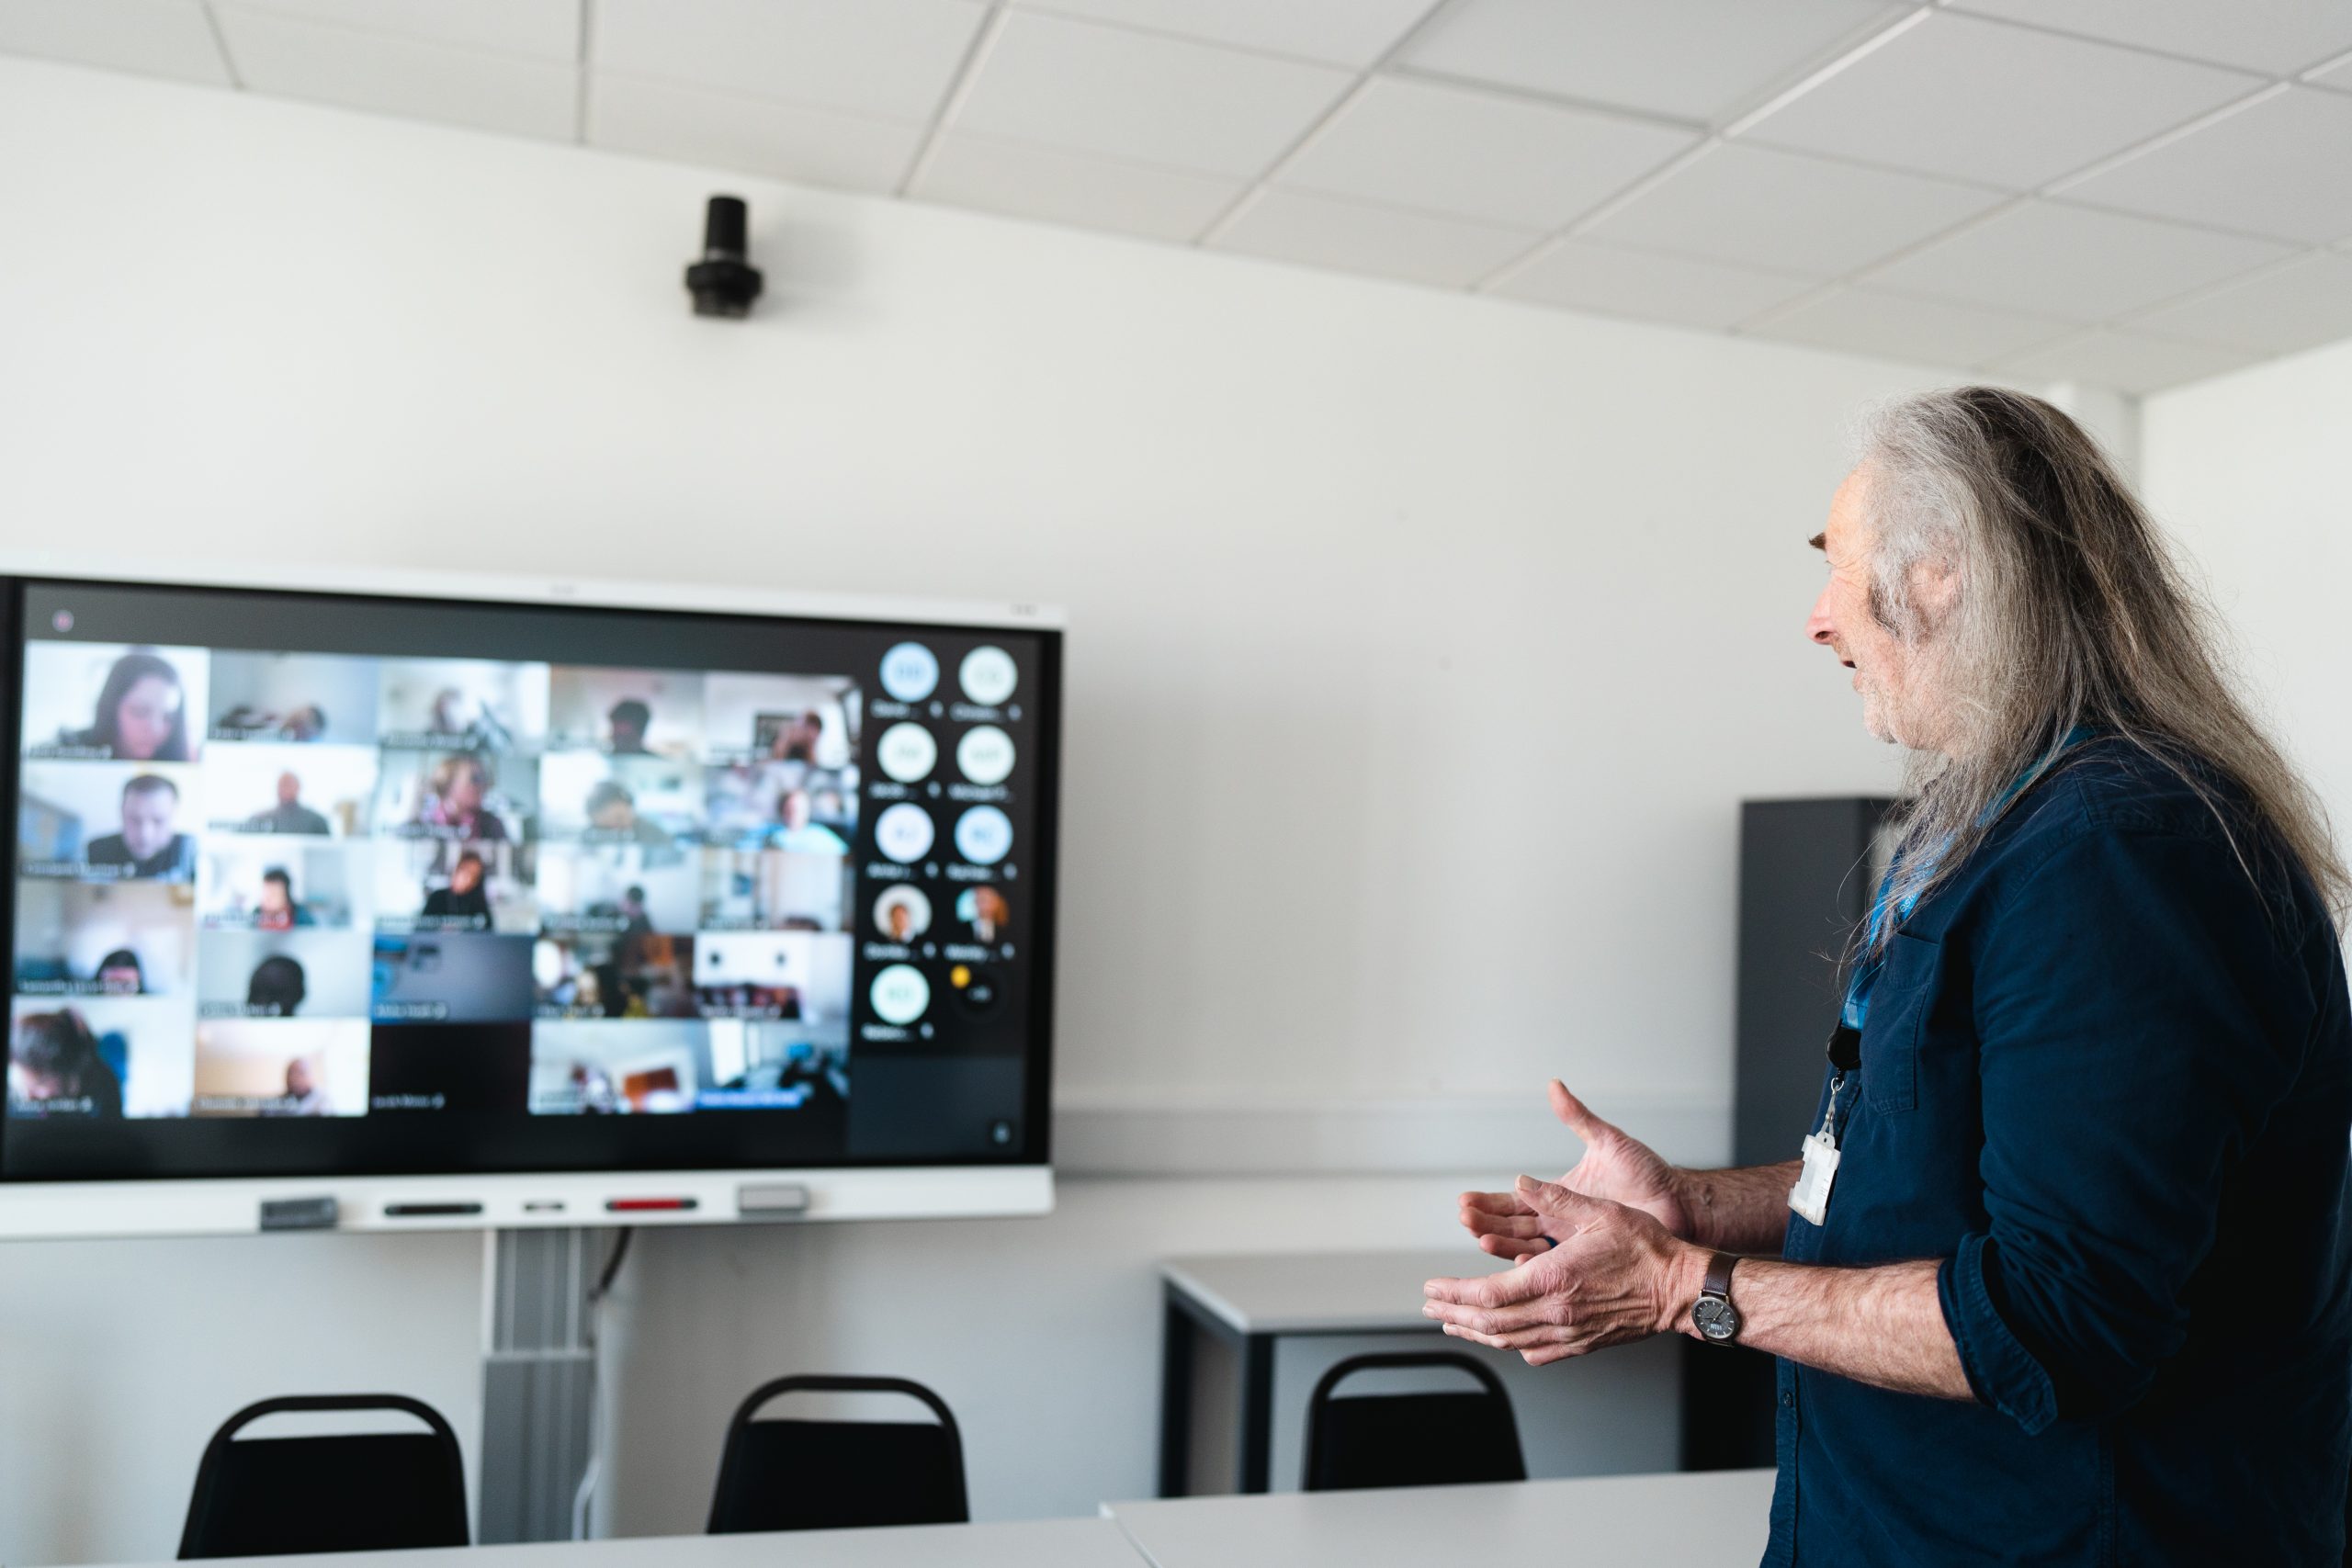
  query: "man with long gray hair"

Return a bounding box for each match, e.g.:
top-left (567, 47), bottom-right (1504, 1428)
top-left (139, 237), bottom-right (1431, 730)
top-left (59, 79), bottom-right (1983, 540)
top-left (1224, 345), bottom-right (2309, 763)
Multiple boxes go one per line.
top-left (1427, 386), bottom-right (2352, 1564)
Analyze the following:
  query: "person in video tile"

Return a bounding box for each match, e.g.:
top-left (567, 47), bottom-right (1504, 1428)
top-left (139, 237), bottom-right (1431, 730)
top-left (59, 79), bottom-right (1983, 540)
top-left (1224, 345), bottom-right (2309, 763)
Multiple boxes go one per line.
top-left (61, 651), bottom-right (193, 762)
top-left (768, 789), bottom-right (847, 855)
top-left (585, 781), bottom-right (682, 863)
top-left (8, 1009), bottom-right (123, 1117)
top-left (253, 867), bottom-right (316, 931)
top-left (415, 754), bottom-right (510, 842)
top-left (247, 954), bottom-right (307, 1017)
top-left (421, 851), bottom-right (493, 926)
top-left (618, 884), bottom-right (652, 935)
top-left (269, 1057), bottom-right (333, 1116)
top-left (766, 711), bottom-right (824, 764)
top-left (96, 949), bottom-right (145, 996)
top-left (243, 771), bottom-right (334, 835)
top-left (85, 773), bottom-right (197, 881)
top-left (606, 699), bottom-right (652, 756)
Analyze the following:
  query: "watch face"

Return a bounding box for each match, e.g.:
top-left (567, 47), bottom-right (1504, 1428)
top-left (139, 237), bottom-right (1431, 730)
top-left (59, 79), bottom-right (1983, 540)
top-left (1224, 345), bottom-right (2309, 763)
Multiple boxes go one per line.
top-left (1693, 1295), bottom-right (1739, 1342)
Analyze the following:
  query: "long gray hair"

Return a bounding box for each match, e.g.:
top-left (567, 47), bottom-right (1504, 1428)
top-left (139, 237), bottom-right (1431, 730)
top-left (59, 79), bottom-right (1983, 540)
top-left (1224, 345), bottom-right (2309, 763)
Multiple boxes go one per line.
top-left (1853, 386), bottom-right (2346, 957)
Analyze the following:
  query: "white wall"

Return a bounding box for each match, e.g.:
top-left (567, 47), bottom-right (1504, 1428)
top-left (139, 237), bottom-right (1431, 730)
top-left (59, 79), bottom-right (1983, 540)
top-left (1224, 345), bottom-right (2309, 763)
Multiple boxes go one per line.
top-left (0, 56), bottom-right (1980, 1562)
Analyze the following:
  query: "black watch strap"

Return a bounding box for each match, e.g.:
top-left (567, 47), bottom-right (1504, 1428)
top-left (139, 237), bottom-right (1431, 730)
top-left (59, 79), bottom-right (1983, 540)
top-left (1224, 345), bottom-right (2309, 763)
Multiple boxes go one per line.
top-left (1703, 1250), bottom-right (1739, 1299)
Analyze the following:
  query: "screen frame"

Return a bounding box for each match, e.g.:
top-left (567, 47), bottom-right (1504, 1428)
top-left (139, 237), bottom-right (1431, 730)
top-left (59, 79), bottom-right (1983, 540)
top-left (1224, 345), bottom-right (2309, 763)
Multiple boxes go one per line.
top-left (0, 553), bottom-right (1062, 1237)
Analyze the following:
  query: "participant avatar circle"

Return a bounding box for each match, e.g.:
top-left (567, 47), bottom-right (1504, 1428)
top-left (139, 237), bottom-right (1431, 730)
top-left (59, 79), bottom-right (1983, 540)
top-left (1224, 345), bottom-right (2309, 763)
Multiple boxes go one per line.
top-left (876, 721), bottom-right (938, 783)
top-left (958, 646), bottom-right (1018, 706)
top-left (956, 886), bottom-right (1010, 941)
top-left (880, 643), bottom-right (940, 703)
top-left (874, 802), bottom-right (936, 863)
top-left (956, 725), bottom-right (1015, 786)
top-left (954, 805), bottom-right (1013, 865)
top-left (870, 964), bottom-right (931, 1026)
top-left (874, 884), bottom-right (933, 942)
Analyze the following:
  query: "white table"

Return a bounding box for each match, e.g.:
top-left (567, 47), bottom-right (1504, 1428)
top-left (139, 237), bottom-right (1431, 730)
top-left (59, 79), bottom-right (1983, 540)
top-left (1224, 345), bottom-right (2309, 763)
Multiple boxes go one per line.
top-left (37, 1517), bottom-right (1146, 1568)
top-left (1108, 1468), bottom-right (1778, 1567)
top-left (1158, 1249), bottom-right (1504, 1495)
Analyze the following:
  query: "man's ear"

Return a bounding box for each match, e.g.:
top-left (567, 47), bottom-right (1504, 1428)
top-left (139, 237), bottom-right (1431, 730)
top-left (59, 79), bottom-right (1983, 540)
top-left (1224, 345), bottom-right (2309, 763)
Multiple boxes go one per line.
top-left (1910, 557), bottom-right (1961, 627)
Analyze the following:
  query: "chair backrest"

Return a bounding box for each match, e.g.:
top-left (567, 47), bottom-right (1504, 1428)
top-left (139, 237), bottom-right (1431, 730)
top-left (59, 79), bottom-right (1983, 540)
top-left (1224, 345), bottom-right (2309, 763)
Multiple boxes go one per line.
top-left (707, 1374), bottom-right (968, 1535)
top-left (178, 1393), bottom-right (469, 1560)
top-left (1304, 1351), bottom-right (1527, 1493)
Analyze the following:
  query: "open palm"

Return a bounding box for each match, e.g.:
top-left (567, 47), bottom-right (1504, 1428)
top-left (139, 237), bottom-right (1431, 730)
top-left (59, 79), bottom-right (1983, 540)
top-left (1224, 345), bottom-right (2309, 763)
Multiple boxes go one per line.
top-left (1458, 1080), bottom-right (1692, 1260)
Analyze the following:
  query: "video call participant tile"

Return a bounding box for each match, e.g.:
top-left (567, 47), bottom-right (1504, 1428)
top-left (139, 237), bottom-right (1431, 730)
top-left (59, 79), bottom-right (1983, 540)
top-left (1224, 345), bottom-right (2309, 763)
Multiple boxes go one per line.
top-left (190, 1018), bottom-right (368, 1117)
top-left (366, 1021), bottom-right (532, 1113)
top-left (21, 642), bottom-right (208, 763)
top-left (14, 879), bottom-right (194, 998)
top-left (704, 761), bottom-right (857, 853)
top-left (196, 929), bottom-right (372, 1021)
top-left (547, 667), bottom-right (706, 759)
top-left (377, 658), bottom-right (549, 752)
top-left (370, 931), bottom-right (535, 1023)
top-left (532, 932), bottom-right (697, 1020)
top-left (200, 839), bottom-right (363, 931)
top-left (697, 847), bottom-right (851, 932)
top-left (701, 672), bottom-right (858, 767)
top-left (694, 931), bottom-right (852, 1022)
top-left (17, 761), bottom-right (201, 881)
top-left (703, 1020), bottom-right (850, 1111)
top-left (209, 650), bottom-right (379, 745)
top-left (537, 843), bottom-right (698, 936)
top-left (526, 1020), bottom-right (714, 1114)
top-left (201, 742), bottom-right (378, 837)
top-left (374, 839), bottom-right (537, 934)
top-left (7, 995), bottom-right (195, 1118)
top-left (373, 750), bottom-right (537, 847)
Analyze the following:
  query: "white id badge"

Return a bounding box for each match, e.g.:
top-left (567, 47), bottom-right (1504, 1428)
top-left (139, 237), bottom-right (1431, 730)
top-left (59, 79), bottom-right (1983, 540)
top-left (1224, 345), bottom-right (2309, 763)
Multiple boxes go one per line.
top-left (1788, 1130), bottom-right (1841, 1226)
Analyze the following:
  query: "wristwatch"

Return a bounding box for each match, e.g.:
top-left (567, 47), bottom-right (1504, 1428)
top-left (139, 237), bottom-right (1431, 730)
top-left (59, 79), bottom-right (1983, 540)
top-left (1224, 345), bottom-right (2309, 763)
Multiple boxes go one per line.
top-left (1690, 1251), bottom-right (1743, 1345)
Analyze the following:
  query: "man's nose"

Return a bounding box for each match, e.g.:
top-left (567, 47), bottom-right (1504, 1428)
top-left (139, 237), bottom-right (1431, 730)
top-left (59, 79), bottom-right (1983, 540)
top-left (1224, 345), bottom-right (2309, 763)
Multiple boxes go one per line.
top-left (1806, 583), bottom-right (1837, 646)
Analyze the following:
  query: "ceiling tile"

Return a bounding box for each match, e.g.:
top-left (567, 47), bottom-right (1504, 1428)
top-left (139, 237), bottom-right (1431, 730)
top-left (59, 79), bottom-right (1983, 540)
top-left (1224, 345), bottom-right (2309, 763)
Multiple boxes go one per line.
top-left (2057, 87), bottom-right (2352, 244)
top-left (0, 0), bottom-right (229, 85)
top-left (1012, 0), bottom-right (1437, 69)
top-left (1275, 76), bottom-right (1697, 230)
top-left (1578, 142), bottom-right (2008, 279)
top-left (1489, 240), bottom-right (1819, 330)
top-left (1212, 187), bottom-right (1538, 288)
top-left (953, 11), bottom-right (1354, 178)
top-left (1739, 10), bottom-right (2262, 189)
top-left (592, 0), bottom-right (985, 124)
top-left (218, 0), bottom-right (578, 60)
top-left (2126, 253), bottom-right (2352, 355)
top-left (911, 133), bottom-right (1243, 242)
top-left (214, 7), bottom-right (577, 138)
top-left (1401, 0), bottom-right (1904, 124)
top-left (587, 73), bottom-right (923, 193)
top-left (1950, 0), bottom-right (2352, 77)
top-left (1860, 200), bottom-right (2295, 320)
top-left (1986, 328), bottom-right (2260, 394)
top-left (1745, 287), bottom-right (2074, 366)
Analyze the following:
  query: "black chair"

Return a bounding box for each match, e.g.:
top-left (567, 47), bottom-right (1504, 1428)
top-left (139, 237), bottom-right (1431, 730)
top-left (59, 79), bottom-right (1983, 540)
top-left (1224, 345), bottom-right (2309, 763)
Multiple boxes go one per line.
top-left (707, 1374), bottom-right (968, 1534)
top-left (178, 1393), bottom-right (469, 1560)
top-left (1304, 1351), bottom-right (1527, 1493)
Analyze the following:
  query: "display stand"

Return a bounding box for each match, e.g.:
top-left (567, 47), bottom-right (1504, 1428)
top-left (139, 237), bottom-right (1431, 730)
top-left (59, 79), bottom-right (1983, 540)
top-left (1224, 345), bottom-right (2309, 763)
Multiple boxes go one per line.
top-left (478, 1227), bottom-right (608, 1543)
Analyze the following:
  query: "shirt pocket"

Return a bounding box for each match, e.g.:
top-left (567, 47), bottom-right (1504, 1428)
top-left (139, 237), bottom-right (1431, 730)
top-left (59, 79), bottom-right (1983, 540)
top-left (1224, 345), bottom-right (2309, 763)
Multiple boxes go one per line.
top-left (1860, 932), bottom-right (1941, 1114)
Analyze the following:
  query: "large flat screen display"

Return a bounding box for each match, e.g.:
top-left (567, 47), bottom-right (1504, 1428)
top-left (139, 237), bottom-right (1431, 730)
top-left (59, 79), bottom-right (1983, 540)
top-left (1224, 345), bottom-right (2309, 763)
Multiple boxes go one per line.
top-left (0, 574), bottom-right (1059, 1223)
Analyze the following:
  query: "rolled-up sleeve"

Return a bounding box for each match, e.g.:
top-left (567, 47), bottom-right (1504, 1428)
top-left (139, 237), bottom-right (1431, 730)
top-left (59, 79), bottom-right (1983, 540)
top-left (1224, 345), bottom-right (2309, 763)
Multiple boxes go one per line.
top-left (1939, 824), bottom-right (2312, 1433)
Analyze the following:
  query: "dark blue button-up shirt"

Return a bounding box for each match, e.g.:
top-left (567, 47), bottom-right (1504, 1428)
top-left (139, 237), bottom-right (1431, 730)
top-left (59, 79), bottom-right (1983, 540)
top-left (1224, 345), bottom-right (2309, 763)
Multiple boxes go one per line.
top-left (1764, 739), bottom-right (2352, 1566)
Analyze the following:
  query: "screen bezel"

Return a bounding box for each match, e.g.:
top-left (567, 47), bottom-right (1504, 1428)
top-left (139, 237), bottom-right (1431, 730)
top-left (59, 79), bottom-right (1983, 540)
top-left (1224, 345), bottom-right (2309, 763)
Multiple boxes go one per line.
top-left (0, 558), bottom-right (1062, 1235)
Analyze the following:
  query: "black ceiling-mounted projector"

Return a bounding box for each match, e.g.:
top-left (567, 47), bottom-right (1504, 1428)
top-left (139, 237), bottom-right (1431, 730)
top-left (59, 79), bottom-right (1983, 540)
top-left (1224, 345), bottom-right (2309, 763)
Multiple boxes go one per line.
top-left (685, 195), bottom-right (763, 319)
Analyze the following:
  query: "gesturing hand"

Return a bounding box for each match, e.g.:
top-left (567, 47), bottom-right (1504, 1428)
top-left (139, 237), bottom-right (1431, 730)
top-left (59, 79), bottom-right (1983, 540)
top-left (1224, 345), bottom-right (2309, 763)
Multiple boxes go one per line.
top-left (1426, 1175), bottom-right (1702, 1367)
top-left (1458, 1080), bottom-right (1693, 1262)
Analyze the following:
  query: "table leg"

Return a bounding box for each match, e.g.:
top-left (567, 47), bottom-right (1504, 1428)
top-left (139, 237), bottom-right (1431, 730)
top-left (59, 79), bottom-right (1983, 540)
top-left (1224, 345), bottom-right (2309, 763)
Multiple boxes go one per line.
top-left (1157, 1286), bottom-right (1195, 1497)
top-left (1237, 1333), bottom-right (1274, 1494)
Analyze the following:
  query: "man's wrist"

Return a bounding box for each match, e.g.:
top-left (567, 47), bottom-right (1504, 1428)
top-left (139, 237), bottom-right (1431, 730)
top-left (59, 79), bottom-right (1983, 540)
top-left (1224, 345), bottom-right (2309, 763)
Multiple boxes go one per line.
top-left (1658, 1239), bottom-right (1712, 1338)
top-left (1669, 1167), bottom-right (1717, 1249)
